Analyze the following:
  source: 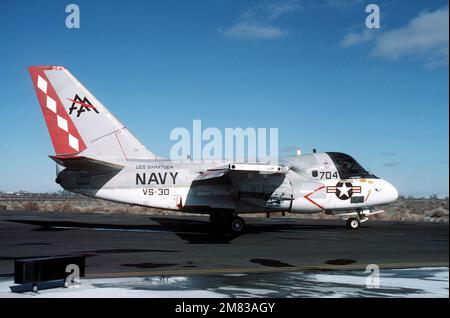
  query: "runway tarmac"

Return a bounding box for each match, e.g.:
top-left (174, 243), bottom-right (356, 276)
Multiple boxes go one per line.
top-left (0, 211), bottom-right (448, 278)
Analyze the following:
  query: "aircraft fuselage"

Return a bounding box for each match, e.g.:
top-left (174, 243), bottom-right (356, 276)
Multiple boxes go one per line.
top-left (57, 152), bottom-right (398, 216)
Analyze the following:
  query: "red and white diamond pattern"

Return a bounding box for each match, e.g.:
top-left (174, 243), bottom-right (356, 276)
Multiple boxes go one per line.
top-left (29, 66), bottom-right (86, 155)
top-left (36, 75), bottom-right (79, 152)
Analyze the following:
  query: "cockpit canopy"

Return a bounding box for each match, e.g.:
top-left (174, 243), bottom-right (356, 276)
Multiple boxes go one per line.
top-left (326, 152), bottom-right (378, 179)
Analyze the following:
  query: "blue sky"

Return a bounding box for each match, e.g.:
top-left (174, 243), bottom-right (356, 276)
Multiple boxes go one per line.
top-left (0, 0), bottom-right (448, 196)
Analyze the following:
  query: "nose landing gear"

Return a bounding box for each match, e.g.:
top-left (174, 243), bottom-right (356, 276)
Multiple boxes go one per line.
top-left (346, 217), bottom-right (360, 229)
top-left (345, 208), bottom-right (385, 229)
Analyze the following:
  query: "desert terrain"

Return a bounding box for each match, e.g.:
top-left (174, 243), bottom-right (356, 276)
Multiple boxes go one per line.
top-left (0, 192), bottom-right (447, 222)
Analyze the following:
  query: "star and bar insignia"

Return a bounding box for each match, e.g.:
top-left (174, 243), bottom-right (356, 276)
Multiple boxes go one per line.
top-left (327, 182), bottom-right (361, 200)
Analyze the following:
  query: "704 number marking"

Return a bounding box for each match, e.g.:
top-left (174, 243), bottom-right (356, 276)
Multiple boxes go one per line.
top-left (319, 171), bottom-right (338, 179)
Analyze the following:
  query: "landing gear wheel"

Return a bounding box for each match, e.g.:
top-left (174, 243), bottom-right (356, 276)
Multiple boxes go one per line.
top-left (230, 217), bottom-right (245, 233)
top-left (347, 218), bottom-right (360, 230)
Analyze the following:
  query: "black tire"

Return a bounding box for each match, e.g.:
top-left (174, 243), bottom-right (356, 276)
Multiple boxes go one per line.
top-left (347, 218), bottom-right (360, 230)
top-left (230, 216), bottom-right (245, 233)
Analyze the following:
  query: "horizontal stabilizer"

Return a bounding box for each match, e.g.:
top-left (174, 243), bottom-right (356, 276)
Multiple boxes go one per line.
top-left (49, 155), bottom-right (123, 172)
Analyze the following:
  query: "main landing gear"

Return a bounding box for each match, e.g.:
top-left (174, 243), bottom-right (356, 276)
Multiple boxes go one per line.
top-left (230, 216), bottom-right (246, 234)
top-left (209, 213), bottom-right (246, 234)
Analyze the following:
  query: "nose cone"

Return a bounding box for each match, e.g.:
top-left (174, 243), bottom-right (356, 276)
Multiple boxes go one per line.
top-left (381, 180), bottom-right (399, 203)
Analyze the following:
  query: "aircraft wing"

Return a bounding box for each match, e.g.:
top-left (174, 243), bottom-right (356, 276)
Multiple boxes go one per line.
top-left (192, 163), bottom-right (292, 212)
top-left (195, 163), bottom-right (289, 182)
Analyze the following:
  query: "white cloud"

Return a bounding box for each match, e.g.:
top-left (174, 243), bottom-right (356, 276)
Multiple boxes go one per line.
top-left (326, 0), bottom-right (362, 8)
top-left (221, 22), bottom-right (286, 40)
top-left (373, 6), bottom-right (449, 67)
top-left (220, 0), bottom-right (301, 41)
top-left (340, 6), bottom-right (449, 67)
top-left (241, 0), bottom-right (303, 21)
top-left (340, 29), bottom-right (376, 47)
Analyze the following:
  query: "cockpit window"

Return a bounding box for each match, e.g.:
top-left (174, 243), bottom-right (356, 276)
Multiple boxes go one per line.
top-left (326, 152), bottom-right (378, 179)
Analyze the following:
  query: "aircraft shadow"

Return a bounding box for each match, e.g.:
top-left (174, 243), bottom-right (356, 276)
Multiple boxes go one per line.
top-left (7, 218), bottom-right (345, 244)
top-left (149, 217), bottom-right (346, 243)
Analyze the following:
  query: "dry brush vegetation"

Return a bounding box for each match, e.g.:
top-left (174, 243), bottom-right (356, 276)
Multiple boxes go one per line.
top-left (0, 195), bottom-right (448, 222)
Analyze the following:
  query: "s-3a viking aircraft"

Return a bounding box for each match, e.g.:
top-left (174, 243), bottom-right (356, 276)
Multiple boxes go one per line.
top-left (29, 66), bottom-right (398, 233)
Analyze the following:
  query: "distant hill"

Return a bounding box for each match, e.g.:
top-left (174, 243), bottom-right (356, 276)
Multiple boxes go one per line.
top-left (0, 193), bottom-right (448, 223)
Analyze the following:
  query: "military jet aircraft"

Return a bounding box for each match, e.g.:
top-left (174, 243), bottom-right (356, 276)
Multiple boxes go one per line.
top-left (29, 65), bottom-right (398, 233)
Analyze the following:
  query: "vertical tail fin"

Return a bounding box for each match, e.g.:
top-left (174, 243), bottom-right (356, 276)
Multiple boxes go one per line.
top-left (29, 66), bottom-right (156, 162)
